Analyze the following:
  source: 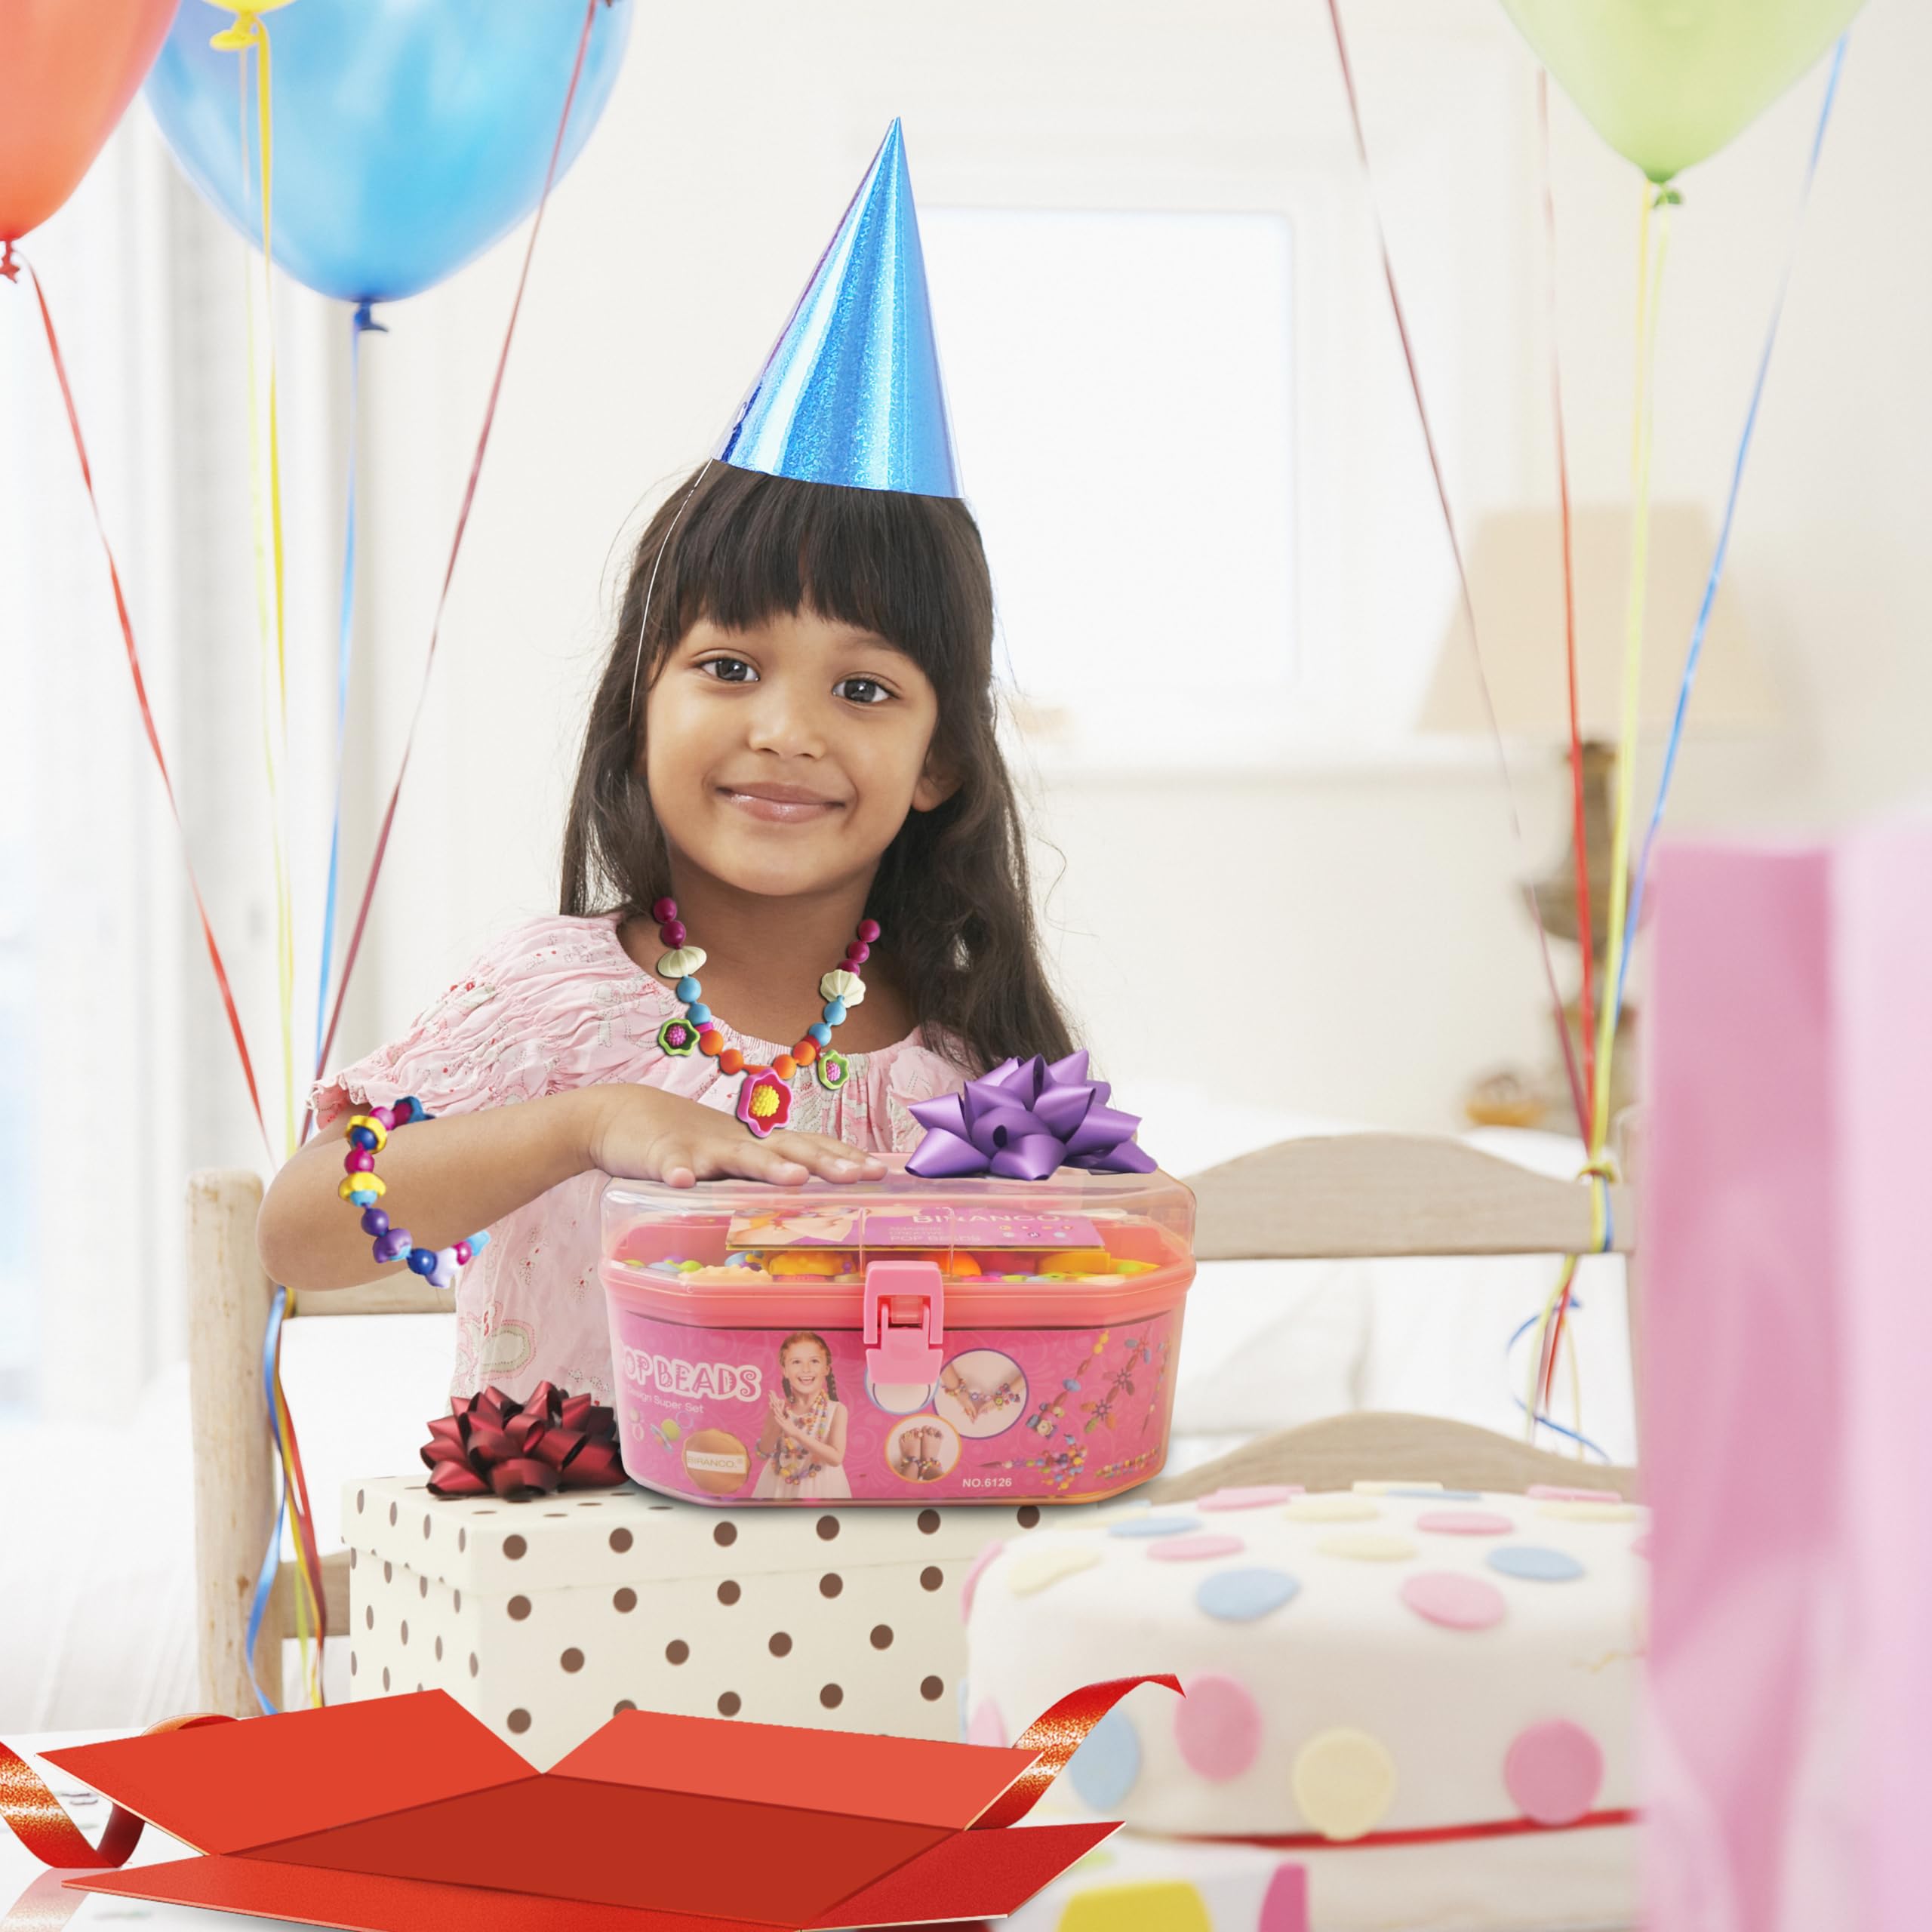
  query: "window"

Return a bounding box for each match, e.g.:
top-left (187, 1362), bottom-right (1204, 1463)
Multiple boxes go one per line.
top-left (922, 208), bottom-right (1296, 758)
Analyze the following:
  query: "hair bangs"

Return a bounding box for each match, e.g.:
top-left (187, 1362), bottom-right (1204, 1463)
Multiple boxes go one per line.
top-left (656, 465), bottom-right (975, 689)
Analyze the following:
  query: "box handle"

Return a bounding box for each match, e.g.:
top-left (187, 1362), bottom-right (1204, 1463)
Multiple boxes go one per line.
top-left (863, 1259), bottom-right (946, 1386)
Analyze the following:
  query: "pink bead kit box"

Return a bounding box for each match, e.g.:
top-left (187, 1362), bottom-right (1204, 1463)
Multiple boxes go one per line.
top-left (600, 1168), bottom-right (1195, 1507)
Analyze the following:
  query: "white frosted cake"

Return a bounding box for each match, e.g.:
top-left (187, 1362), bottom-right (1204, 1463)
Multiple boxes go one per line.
top-left (962, 1481), bottom-right (1646, 1931)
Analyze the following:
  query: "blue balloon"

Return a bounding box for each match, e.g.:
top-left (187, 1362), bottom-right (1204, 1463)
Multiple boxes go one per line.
top-left (144, 0), bottom-right (632, 305)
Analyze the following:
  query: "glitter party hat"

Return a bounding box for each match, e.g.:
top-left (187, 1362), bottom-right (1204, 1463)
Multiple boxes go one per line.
top-left (716, 119), bottom-right (959, 498)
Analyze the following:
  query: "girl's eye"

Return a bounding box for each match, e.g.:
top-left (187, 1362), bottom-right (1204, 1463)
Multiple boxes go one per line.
top-left (835, 675), bottom-right (892, 706)
top-left (700, 656), bottom-right (758, 684)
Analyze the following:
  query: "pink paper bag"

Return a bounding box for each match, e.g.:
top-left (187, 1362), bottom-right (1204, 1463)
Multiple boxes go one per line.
top-left (1644, 823), bottom-right (1932, 1932)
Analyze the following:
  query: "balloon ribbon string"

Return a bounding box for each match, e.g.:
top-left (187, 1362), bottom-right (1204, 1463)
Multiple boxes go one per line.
top-left (225, 11), bottom-right (298, 1159)
top-left (19, 263), bottom-right (269, 1155)
top-left (1321, 0), bottom-right (1586, 1140)
top-left (310, 0), bottom-right (602, 1104)
top-left (1616, 34), bottom-right (1849, 1018)
top-left (1591, 186), bottom-right (1669, 1164)
top-left (316, 303), bottom-right (385, 1074)
top-left (1532, 186), bottom-right (1671, 1437)
top-left (1537, 72), bottom-right (1595, 1127)
top-left (244, 1285), bottom-right (294, 1714)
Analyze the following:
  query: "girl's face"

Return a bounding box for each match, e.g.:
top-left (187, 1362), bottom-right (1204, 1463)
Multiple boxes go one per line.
top-left (783, 1343), bottom-right (829, 1397)
top-left (644, 610), bottom-right (950, 901)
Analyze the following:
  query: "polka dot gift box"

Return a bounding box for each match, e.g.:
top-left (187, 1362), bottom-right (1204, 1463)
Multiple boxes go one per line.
top-left (965, 1483), bottom-right (1647, 1931)
top-left (343, 1474), bottom-right (1066, 1770)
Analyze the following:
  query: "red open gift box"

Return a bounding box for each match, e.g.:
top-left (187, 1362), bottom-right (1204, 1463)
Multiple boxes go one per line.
top-left (47, 1678), bottom-right (1169, 1930)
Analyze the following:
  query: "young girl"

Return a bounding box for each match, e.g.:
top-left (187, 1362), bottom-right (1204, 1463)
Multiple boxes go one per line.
top-left (256, 457), bottom-right (1075, 1401)
top-left (752, 1332), bottom-right (848, 1500)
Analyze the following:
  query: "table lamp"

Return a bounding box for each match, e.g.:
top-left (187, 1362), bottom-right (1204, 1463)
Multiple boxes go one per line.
top-left (1417, 503), bottom-right (1775, 1124)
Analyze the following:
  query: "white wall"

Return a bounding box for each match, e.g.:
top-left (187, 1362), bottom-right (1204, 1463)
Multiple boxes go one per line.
top-left (316, 0), bottom-right (1928, 1136)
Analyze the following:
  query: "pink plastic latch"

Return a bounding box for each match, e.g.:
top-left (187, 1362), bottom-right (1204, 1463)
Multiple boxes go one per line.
top-left (863, 1260), bottom-right (946, 1386)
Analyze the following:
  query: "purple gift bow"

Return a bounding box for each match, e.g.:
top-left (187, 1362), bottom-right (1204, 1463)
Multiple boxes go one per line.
top-left (904, 1050), bottom-right (1157, 1180)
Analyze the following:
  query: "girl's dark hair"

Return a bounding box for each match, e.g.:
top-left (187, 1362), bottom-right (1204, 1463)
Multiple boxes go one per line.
top-left (561, 461), bottom-right (1073, 1075)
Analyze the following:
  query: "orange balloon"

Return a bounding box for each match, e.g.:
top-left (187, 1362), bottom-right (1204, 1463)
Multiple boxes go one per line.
top-left (0, 0), bottom-right (177, 247)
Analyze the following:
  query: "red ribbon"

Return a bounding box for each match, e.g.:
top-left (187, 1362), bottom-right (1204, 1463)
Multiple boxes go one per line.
top-left (18, 262), bottom-right (270, 1155)
top-left (1197, 1805), bottom-right (1638, 1852)
top-left (974, 1673), bottom-right (1182, 1831)
top-left (423, 1382), bottom-right (626, 1499)
top-left (1321, 0), bottom-right (1588, 1141)
top-left (0, 1715), bottom-right (232, 1872)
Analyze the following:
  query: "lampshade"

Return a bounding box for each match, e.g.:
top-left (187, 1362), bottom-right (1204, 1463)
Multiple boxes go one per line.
top-left (1417, 503), bottom-right (1776, 740)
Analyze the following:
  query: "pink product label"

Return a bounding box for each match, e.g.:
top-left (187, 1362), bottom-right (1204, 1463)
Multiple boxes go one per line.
top-left (724, 1207), bottom-right (1102, 1251)
top-left (608, 1306), bottom-right (1181, 1506)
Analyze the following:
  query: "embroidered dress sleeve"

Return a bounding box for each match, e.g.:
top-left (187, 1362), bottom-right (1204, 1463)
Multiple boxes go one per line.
top-left (874, 1033), bottom-right (974, 1155)
top-left (310, 914), bottom-right (673, 1130)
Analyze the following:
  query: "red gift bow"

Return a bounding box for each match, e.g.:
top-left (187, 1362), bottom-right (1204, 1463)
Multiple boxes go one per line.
top-left (421, 1382), bottom-right (626, 1500)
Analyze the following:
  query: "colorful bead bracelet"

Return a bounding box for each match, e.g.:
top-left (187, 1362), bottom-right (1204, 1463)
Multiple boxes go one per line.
top-left (339, 1096), bottom-right (490, 1289)
top-left (649, 895), bottom-right (881, 1139)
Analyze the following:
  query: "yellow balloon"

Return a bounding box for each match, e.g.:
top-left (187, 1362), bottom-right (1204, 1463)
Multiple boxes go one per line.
top-left (1499, 0), bottom-right (1861, 182)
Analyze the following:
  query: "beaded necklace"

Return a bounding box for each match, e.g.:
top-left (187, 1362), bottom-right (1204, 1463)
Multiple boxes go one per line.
top-left (648, 895), bottom-right (880, 1139)
top-left (771, 1387), bottom-right (834, 1486)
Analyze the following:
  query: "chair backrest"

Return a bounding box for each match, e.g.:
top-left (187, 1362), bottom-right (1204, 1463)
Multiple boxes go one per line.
top-left (1186, 1131), bottom-right (1634, 1260)
top-left (1158, 1130), bottom-right (1641, 1502)
top-left (186, 1168), bottom-right (451, 1716)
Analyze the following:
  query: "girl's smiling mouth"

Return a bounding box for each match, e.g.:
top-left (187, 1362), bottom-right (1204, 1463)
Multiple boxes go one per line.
top-left (717, 781), bottom-right (848, 824)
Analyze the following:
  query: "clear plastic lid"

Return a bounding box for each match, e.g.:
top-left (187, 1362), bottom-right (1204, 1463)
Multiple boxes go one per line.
top-left (601, 1163), bottom-right (1193, 1296)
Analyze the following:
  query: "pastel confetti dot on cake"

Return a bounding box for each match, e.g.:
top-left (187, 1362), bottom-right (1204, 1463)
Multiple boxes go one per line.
top-left (1291, 1727), bottom-right (1398, 1841)
top-left (1354, 1480), bottom-right (1439, 1494)
top-left (1284, 1495), bottom-right (1380, 1524)
top-left (1385, 1486), bottom-right (1481, 1500)
top-left (1527, 1484), bottom-right (1623, 1503)
top-left (1504, 1718), bottom-right (1605, 1825)
top-left (1400, 1571), bottom-right (1508, 1631)
top-left (1066, 1707), bottom-right (1143, 1811)
top-left (1259, 1863), bottom-right (1309, 1932)
top-left (1149, 1533), bottom-right (1246, 1564)
top-left (1057, 1879), bottom-right (1213, 1932)
top-left (1196, 1567), bottom-right (1302, 1623)
top-left (958, 1540), bottom-right (1005, 1623)
top-left (967, 1698), bottom-right (1007, 1749)
top-left (1317, 1531), bottom-right (1417, 1563)
top-left (1487, 1545), bottom-right (1586, 1583)
top-left (1106, 1516), bottom-right (1202, 1540)
top-left (1416, 1509), bottom-right (1515, 1537)
top-left (1174, 1672), bottom-right (1264, 1780)
top-left (1008, 1546), bottom-right (1105, 1595)
top-left (1198, 1485), bottom-right (1302, 1512)
top-left (1538, 1500), bottom-right (1640, 1524)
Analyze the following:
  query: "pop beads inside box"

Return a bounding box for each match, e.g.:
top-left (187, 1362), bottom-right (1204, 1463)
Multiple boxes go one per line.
top-left (600, 1164), bottom-right (1196, 1508)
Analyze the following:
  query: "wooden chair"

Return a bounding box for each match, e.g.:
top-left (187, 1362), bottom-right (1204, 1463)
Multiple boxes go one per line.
top-left (186, 1128), bottom-right (1639, 1713)
top-left (1151, 1131), bottom-right (1639, 1503)
top-left (186, 1170), bottom-right (451, 1717)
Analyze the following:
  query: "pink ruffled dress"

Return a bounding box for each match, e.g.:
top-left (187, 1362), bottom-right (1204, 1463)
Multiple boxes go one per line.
top-left (311, 913), bottom-right (969, 1407)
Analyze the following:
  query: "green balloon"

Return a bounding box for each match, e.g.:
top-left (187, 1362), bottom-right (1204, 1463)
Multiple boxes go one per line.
top-left (1499, 0), bottom-right (1861, 182)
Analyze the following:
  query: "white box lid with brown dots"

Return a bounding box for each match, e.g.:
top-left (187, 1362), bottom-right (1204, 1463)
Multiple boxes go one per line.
top-left (341, 1475), bottom-right (1082, 1766)
top-left (344, 1476), bottom-right (1058, 1591)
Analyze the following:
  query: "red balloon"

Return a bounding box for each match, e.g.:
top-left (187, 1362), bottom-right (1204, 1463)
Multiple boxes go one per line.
top-left (0, 0), bottom-right (177, 248)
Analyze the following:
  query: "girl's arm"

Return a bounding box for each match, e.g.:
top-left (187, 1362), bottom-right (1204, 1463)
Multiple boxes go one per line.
top-left (257, 1084), bottom-right (884, 1294)
top-left (811, 1402), bottom-right (848, 1469)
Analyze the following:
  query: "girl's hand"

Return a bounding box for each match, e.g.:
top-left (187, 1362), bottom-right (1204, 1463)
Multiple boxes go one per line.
top-left (580, 1084), bottom-right (887, 1189)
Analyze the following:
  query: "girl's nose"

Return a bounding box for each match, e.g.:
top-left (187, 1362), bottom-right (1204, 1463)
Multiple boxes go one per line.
top-left (743, 681), bottom-right (828, 759)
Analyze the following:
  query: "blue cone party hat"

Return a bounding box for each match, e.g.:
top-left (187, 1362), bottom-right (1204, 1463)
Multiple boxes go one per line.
top-left (716, 120), bottom-right (959, 498)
